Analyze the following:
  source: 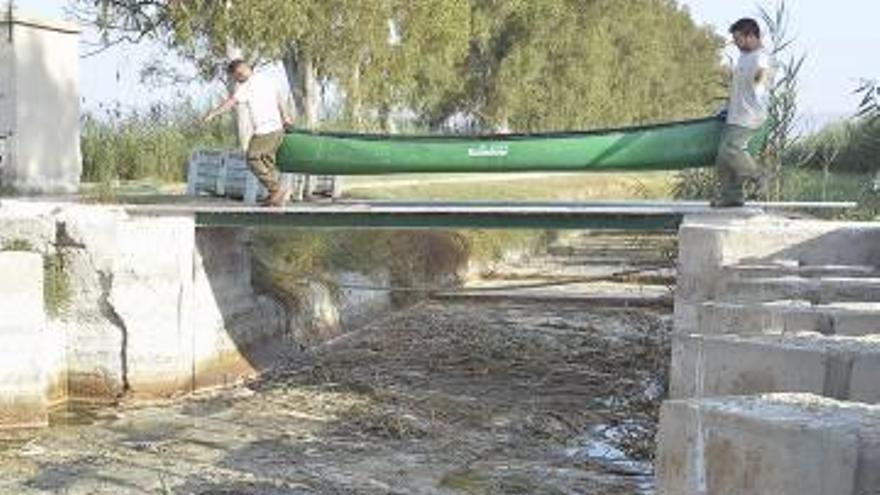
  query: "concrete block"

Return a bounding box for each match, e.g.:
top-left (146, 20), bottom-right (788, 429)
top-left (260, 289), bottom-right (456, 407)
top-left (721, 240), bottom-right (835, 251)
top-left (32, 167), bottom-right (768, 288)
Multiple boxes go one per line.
top-left (0, 251), bottom-right (45, 331)
top-left (725, 262), bottom-right (879, 279)
top-left (191, 228), bottom-right (288, 390)
top-left (0, 331), bottom-right (64, 429)
top-left (699, 300), bottom-right (880, 337)
top-left (63, 323), bottom-right (124, 402)
top-left (110, 217), bottom-right (196, 398)
top-left (718, 277), bottom-right (880, 305)
top-left (675, 215), bottom-right (880, 334)
top-left (670, 333), bottom-right (880, 402)
top-left (656, 394), bottom-right (880, 495)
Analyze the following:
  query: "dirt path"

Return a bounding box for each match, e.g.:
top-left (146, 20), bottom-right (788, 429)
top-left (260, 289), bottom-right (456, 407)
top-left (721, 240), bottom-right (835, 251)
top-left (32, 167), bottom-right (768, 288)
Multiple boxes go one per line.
top-left (0, 233), bottom-right (673, 494)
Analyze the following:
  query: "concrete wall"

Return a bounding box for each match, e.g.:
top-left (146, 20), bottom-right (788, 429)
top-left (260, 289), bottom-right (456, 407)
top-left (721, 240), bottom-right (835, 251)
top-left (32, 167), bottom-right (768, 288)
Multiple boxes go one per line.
top-left (0, 11), bottom-right (81, 193)
top-left (657, 394), bottom-right (880, 495)
top-left (660, 214), bottom-right (880, 493)
top-left (676, 215), bottom-right (880, 334)
top-left (0, 200), bottom-right (397, 426)
top-left (0, 252), bottom-right (64, 429)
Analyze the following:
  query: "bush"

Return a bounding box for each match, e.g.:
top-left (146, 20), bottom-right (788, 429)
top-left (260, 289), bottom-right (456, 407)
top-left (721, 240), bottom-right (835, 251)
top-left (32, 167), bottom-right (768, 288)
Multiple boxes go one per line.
top-left (81, 99), bottom-right (236, 184)
top-left (789, 118), bottom-right (880, 174)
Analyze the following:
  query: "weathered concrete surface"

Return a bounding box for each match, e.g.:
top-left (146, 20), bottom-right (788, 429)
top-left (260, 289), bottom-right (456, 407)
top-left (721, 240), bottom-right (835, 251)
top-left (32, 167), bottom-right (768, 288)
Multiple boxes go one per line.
top-left (0, 252), bottom-right (45, 330)
top-left (656, 394), bottom-right (880, 495)
top-left (190, 228), bottom-right (290, 391)
top-left (0, 200), bottom-right (398, 416)
top-left (699, 300), bottom-right (880, 337)
top-left (670, 333), bottom-right (880, 402)
top-left (0, 201), bottom-right (292, 407)
top-left (676, 215), bottom-right (880, 334)
top-left (717, 276), bottom-right (880, 305)
top-left (724, 262), bottom-right (880, 279)
top-left (0, 13), bottom-right (82, 194)
top-left (0, 252), bottom-right (65, 428)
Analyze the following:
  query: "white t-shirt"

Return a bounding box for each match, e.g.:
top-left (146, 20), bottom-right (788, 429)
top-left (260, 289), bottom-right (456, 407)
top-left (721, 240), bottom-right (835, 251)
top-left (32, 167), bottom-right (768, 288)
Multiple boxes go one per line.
top-left (233, 73), bottom-right (284, 136)
top-left (727, 48), bottom-right (772, 129)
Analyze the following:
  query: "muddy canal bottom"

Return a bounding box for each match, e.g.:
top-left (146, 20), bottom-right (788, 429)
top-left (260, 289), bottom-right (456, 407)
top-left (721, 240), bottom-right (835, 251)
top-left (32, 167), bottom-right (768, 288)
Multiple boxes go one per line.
top-left (0, 298), bottom-right (669, 494)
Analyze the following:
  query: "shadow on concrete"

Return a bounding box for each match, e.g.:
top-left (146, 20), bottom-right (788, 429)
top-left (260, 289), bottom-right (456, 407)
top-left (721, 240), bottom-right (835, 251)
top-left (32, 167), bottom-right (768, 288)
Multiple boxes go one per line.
top-left (192, 228), bottom-right (297, 391)
top-left (1, 16), bottom-right (81, 194)
top-left (747, 227), bottom-right (880, 268)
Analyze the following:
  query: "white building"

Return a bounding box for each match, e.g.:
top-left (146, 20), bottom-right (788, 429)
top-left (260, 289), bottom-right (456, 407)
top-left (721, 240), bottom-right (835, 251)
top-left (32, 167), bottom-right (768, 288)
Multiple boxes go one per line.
top-left (0, 8), bottom-right (81, 194)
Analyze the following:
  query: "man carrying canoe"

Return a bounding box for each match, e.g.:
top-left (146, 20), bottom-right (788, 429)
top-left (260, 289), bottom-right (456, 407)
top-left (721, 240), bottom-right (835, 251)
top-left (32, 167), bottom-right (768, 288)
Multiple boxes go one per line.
top-left (203, 59), bottom-right (293, 207)
top-left (714, 17), bottom-right (772, 207)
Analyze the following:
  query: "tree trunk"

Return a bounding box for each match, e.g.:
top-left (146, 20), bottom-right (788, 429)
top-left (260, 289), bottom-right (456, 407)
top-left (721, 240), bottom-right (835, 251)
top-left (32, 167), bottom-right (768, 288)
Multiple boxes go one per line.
top-left (225, 3), bottom-right (251, 151)
top-left (282, 45), bottom-right (319, 129)
top-left (350, 61), bottom-right (363, 130)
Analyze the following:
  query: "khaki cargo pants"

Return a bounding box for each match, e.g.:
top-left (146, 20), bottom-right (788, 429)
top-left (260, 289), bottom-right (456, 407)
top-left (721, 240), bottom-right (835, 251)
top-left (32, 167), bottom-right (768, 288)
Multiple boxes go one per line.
top-left (247, 130), bottom-right (284, 195)
top-left (715, 124), bottom-right (761, 204)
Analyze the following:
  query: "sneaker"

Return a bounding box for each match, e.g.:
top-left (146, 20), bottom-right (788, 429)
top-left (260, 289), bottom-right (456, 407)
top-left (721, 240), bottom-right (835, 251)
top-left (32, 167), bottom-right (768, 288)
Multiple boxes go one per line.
top-left (745, 168), bottom-right (771, 200)
top-left (263, 187), bottom-right (290, 208)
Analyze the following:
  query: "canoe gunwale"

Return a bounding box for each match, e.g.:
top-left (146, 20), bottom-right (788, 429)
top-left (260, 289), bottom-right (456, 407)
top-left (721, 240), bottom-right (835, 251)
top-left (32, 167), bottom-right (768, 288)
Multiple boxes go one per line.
top-left (283, 114), bottom-right (724, 142)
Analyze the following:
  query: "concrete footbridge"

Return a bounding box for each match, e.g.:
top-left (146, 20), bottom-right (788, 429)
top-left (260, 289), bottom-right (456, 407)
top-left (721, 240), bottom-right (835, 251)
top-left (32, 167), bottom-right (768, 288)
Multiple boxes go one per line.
top-left (127, 200), bottom-right (858, 230)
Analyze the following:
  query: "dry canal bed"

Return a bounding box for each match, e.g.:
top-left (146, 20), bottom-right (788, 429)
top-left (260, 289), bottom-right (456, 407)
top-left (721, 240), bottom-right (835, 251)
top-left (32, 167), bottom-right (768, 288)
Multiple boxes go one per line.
top-left (0, 232), bottom-right (673, 494)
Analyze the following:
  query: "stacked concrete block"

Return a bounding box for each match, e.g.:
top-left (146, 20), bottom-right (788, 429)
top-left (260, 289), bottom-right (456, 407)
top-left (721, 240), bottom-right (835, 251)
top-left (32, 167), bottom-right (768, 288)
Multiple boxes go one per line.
top-left (657, 394), bottom-right (880, 495)
top-left (699, 300), bottom-right (880, 337)
top-left (670, 333), bottom-right (880, 402)
top-left (675, 215), bottom-right (880, 335)
top-left (660, 214), bottom-right (880, 493)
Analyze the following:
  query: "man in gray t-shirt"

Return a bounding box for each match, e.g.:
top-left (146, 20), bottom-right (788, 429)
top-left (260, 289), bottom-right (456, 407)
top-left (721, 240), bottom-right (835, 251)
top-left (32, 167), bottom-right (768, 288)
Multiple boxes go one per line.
top-left (714, 18), bottom-right (772, 207)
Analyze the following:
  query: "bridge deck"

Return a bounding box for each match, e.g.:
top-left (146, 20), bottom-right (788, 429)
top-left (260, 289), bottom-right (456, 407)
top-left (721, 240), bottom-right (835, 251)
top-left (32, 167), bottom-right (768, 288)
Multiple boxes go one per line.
top-left (126, 200), bottom-right (857, 230)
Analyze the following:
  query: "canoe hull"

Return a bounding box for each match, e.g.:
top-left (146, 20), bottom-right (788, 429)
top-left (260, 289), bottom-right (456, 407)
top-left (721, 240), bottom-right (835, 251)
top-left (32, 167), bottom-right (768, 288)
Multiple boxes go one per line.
top-left (276, 115), bottom-right (729, 175)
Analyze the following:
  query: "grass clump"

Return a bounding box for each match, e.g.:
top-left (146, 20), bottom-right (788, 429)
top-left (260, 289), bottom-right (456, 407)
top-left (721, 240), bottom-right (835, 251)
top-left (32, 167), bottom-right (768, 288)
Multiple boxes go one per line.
top-left (80, 100), bottom-right (235, 186)
top-left (43, 254), bottom-right (71, 318)
top-left (1, 240), bottom-right (71, 318)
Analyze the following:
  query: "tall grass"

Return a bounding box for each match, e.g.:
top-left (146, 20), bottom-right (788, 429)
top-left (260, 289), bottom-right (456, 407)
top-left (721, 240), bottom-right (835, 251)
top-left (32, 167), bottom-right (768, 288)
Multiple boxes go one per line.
top-left (789, 118), bottom-right (880, 175)
top-left (80, 100), bottom-right (236, 184)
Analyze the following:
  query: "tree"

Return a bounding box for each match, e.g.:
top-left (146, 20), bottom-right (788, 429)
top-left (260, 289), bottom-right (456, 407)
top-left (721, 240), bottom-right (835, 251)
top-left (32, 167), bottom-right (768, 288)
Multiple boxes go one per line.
top-left (431, 0), bottom-right (724, 132)
top-left (79, 0), bottom-right (723, 134)
top-left (77, 0), bottom-right (471, 131)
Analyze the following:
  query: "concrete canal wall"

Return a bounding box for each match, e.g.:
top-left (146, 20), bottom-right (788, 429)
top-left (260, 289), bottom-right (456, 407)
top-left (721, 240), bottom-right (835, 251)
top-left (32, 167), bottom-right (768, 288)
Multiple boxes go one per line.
top-left (0, 200), bottom-right (394, 428)
top-left (659, 214), bottom-right (880, 494)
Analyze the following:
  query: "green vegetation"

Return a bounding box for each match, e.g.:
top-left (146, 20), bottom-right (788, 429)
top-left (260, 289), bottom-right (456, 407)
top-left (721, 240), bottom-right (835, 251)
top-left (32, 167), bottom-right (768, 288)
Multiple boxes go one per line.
top-left (80, 101), bottom-right (236, 188)
top-left (253, 228), bottom-right (552, 303)
top-left (81, 0), bottom-right (722, 132)
top-left (1, 238), bottom-right (34, 252)
top-left (43, 254), bottom-right (72, 318)
top-left (1, 240), bottom-right (71, 318)
top-left (789, 118), bottom-right (880, 175)
top-left (346, 172), bottom-right (674, 201)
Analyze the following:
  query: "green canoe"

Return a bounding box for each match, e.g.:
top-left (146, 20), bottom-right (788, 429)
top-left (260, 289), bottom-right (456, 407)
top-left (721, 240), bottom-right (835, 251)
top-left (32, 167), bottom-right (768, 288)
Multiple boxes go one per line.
top-left (277, 114), bottom-right (746, 175)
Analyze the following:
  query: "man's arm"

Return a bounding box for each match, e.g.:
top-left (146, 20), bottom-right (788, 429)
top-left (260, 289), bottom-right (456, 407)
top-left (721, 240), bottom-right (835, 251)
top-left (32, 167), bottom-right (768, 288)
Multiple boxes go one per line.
top-left (202, 96), bottom-right (237, 123)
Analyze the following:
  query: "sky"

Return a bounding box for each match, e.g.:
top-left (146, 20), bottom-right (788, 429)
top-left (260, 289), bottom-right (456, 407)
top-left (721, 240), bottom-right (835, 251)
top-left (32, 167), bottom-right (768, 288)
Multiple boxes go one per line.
top-left (16, 0), bottom-right (880, 129)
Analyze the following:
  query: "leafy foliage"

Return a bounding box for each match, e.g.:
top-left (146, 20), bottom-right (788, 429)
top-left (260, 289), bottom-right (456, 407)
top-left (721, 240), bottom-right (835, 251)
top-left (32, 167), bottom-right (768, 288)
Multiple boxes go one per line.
top-left (79, 0), bottom-right (723, 132)
top-left (857, 79), bottom-right (880, 122)
top-left (80, 100), bottom-right (236, 183)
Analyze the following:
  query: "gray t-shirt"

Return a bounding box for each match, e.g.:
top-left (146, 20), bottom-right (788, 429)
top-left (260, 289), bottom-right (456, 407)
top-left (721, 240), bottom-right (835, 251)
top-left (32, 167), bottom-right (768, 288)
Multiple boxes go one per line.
top-left (727, 48), bottom-right (772, 129)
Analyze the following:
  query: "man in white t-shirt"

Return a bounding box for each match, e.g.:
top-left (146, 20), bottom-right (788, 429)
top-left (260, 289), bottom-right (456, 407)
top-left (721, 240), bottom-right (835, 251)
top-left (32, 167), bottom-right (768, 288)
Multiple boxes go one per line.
top-left (203, 60), bottom-right (294, 207)
top-left (714, 18), bottom-right (772, 207)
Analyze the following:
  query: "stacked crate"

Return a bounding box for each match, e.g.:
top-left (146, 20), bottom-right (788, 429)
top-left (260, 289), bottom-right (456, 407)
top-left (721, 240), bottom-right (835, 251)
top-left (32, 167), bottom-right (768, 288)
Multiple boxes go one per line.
top-left (186, 149), bottom-right (340, 203)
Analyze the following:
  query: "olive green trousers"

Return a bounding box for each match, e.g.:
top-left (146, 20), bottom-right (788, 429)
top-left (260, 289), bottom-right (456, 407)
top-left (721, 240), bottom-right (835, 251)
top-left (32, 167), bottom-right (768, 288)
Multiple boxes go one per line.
top-left (247, 130), bottom-right (284, 195)
top-left (715, 124), bottom-right (761, 204)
